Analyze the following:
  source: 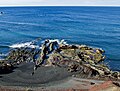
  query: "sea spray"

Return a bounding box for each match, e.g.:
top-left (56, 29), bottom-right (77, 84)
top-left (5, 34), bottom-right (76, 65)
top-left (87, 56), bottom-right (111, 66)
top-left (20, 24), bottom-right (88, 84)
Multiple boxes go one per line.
top-left (9, 37), bottom-right (41, 49)
top-left (9, 42), bottom-right (39, 49)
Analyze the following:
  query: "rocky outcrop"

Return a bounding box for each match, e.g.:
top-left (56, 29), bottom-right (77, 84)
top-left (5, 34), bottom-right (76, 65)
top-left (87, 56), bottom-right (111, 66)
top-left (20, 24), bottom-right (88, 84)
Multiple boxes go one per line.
top-left (0, 39), bottom-right (120, 80)
top-left (0, 60), bottom-right (14, 74)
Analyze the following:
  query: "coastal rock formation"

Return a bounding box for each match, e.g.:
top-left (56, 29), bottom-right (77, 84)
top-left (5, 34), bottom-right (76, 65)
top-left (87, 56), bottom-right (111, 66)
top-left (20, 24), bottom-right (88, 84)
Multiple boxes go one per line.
top-left (0, 59), bottom-right (14, 74)
top-left (0, 39), bottom-right (120, 81)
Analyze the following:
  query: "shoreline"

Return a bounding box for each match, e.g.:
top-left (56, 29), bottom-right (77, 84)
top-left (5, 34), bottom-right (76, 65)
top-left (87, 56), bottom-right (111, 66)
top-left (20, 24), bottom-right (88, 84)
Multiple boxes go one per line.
top-left (0, 39), bottom-right (120, 91)
top-left (0, 61), bottom-right (119, 91)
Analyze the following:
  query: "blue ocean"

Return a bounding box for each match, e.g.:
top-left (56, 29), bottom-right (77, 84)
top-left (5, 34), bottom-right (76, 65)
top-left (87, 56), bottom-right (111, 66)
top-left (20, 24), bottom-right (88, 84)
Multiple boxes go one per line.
top-left (0, 6), bottom-right (120, 70)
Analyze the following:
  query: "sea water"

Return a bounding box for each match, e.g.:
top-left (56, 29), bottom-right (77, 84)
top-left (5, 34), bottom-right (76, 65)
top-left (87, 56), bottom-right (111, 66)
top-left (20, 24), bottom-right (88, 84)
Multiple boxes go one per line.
top-left (0, 6), bottom-right (120, 70)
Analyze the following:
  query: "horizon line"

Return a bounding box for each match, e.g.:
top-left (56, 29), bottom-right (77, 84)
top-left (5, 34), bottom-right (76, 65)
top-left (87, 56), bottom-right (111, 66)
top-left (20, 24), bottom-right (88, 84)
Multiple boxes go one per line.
top-left (0, 5), bottom-right (120, 7)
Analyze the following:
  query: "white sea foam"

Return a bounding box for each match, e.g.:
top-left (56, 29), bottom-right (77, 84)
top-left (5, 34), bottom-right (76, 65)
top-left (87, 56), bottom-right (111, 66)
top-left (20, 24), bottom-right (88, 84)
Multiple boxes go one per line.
top-left (0, 53), bottom-right (8, 57)
top-left (9, 39), bottom-right (68, 49)
top-left (9, 42), bottom-right (39, 49)
top-left (0, 53), bottom-right (7, 60)
top-left (41, 39), bottom-right (68, 45)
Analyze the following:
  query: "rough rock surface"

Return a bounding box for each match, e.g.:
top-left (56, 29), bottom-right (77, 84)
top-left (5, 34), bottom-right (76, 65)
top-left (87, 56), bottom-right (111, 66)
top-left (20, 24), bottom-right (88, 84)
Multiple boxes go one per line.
top-left (0, 39), bottom-right (120, 90)
top-left (0, 39), bottom-right (120, 80)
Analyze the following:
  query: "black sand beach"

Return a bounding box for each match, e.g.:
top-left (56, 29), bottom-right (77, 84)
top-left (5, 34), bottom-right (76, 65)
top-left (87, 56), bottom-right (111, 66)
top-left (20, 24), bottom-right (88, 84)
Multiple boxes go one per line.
top-left (0, 63), bottom-right (119, 91)
top-left (0, 62), bottom-right (78, 87)
top-left (0, 39), bottom-right (120, 91)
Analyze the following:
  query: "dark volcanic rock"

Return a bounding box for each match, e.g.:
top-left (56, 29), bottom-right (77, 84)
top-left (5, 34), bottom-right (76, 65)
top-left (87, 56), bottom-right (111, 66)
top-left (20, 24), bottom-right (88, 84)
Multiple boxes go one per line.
top-left (0, 39), bottom-right (120, 81)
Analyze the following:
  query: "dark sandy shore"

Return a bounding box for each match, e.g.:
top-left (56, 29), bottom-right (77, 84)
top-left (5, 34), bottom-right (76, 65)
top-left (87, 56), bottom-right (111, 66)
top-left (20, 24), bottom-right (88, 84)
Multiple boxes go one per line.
top-left (0, 63), bottom-right (120, 91)
top-left (0, 62), bottom-right (79, 88)
top-left (0, 39), bottom-right (120, 91)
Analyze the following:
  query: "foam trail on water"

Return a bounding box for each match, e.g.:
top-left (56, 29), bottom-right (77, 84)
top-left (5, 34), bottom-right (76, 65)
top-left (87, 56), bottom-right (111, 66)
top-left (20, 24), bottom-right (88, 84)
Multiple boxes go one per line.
top-left (9, 39), bottom-right (67, 49)
top-left (0, 21), bottom-right (44, 27)
top-left (9, 37), bottom-right (41, 49)
top-left (9, 42), bottom-right (39, 49)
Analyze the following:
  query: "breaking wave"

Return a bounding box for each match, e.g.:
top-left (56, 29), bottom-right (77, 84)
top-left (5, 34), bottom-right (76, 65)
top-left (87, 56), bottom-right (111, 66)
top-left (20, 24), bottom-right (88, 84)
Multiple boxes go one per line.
top-left (9, 37), bottom-right (42, 49)
top-left (9, 39), bottom-right (68, 49)
top-left (41, 39), bottom-right (68, 45)
top-left (9, 42), bottom-right (39, 49)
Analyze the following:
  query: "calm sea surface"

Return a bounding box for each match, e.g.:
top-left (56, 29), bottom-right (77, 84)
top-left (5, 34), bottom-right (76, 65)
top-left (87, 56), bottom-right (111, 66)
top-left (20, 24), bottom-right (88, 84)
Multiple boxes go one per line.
top-left (0, 6), bottom-right (120, 70)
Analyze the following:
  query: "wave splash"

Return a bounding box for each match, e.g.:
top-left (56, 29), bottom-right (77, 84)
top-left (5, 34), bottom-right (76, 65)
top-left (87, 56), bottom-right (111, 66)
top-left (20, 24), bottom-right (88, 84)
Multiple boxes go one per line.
top-left (41, 39), bottom-right (67, 45)
top-left (9, 42), bottom-right (39, 49)
top-left (9, 39), bottom-right (68, 49)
